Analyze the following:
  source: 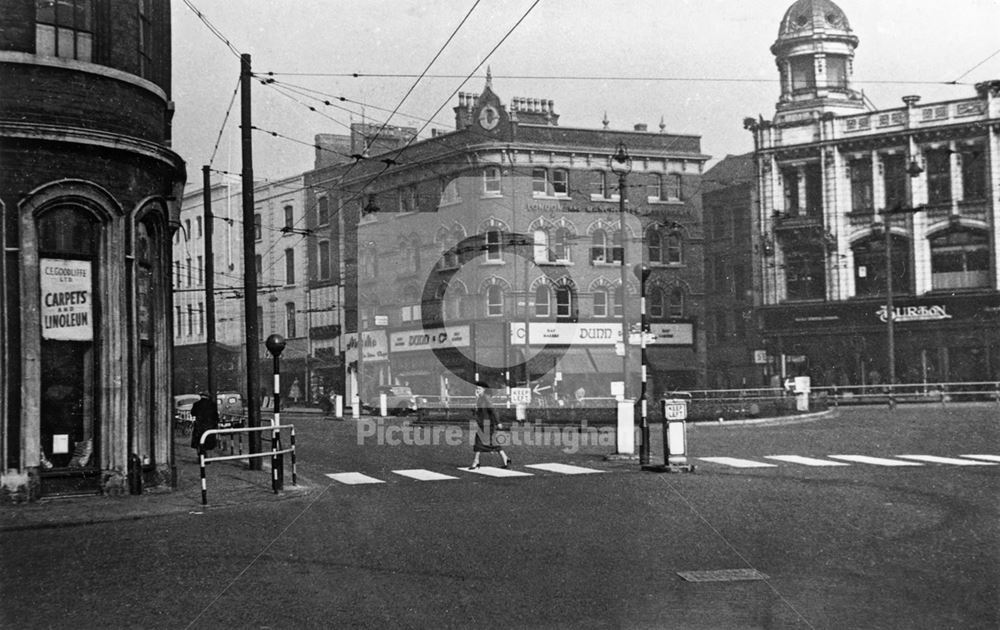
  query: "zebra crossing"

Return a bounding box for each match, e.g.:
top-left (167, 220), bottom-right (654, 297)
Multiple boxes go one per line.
top-left (321, 454), bottom-right (996, 487)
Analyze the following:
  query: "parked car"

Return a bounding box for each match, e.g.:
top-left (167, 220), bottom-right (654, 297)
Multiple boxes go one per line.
top-left (173, 394), bottom-right (200, 434)
top-left (367, 385), bottom-right (426, 415)
top-left (216, 392), bottom-right (245, 427)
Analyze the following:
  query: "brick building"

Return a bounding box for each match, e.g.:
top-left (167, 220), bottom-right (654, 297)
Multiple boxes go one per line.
top-left (1, 0), bottom-right (185, 500)
top-left (305, 78), bottom-right (709, 406)
top-left (744, 0), bottom-right (1000, 387)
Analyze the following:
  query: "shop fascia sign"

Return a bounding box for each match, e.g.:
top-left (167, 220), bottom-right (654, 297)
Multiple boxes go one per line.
top-left (510, 321), bottom-right (694, 346)
top-left (344, 329), bottom-right (388, 362)
top-left (390, 325), bottom-right (470, 353)
top-left (876, 304), bottom-right (952, 323)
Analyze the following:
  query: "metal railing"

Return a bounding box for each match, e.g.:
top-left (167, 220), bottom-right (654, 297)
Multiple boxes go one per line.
top-left (197, 424), bottom-right (297, 505)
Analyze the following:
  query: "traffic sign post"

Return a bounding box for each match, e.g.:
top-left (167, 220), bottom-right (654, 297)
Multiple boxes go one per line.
top-left (644, 399), bottom-right (695, 473)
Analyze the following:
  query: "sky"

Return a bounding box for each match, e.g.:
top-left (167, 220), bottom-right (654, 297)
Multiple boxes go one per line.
top-left (169, 0), bottom-right (1000, 187)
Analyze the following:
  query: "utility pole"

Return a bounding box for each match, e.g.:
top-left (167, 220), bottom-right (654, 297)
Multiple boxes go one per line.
top-left (241, 53), bottom-right (262, 468)
top-left (203, 166), bottom-right (216, 400)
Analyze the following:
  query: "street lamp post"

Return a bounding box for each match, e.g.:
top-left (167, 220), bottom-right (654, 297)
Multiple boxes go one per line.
top-left (265, 333), bottom-right (287, 492)
top-left (611, 142), bottom-right (632, 401)
top-left (634, 263), bottom-right (651, 465)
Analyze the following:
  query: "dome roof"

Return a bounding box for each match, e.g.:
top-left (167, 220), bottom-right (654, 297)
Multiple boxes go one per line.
top-left (776, 0), bottom-right (853, 39)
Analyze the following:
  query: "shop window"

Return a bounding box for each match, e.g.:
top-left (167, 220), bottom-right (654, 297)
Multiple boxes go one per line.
top-left (850, 158), bottom-right (873, 213)
top-left (36, 0), bottom-right (93, 61)
top-left (930, 228), bottom-right (989, 290)
top-left (926, 149), bottom-right (951, 205)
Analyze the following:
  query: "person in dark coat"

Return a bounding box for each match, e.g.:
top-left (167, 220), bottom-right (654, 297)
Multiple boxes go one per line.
top-left (469, 381), bottom-right (510, 469)
top-left (190, 392), bottom-right (220, 452)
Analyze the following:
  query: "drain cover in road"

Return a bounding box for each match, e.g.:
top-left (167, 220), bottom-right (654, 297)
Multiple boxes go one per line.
top-left (677, 569), bottom-right (769, 582)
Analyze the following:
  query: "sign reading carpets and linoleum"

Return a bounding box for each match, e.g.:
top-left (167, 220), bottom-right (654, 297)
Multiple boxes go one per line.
top-left (40, 258), bottom-right (93, 341)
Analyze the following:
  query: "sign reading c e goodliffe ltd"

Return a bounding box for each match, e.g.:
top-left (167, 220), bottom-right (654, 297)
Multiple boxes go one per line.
top-left (40, 258), bottom-right (93, 341)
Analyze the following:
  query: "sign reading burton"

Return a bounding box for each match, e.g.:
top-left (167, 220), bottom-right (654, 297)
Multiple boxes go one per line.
top-left (40, 258), bottom-right (92, 341)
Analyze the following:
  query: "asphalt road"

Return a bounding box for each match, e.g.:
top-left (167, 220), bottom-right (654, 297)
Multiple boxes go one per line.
top-left (2, 405), bottom-right (998, 629)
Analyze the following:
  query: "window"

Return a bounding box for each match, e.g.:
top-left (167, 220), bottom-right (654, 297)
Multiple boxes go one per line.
top-left (551, 169), bottom-right (569, 196)
top-left (175, 305), bottom-right (182, 336)
top-left (882, 154), bottom-right (908, 210)
top-left (486, 285), bottom-right (504, 316)
top-left (850, 158), bottom-right (873, 213)
top-left (591, 230), bottom-right (608, 263)
top-left (555, 285), bottom-right (573, 319)
top-left (785, 246), bottom-right (826, 300)
top-left (317, 196), bottom-right (329, 226)
top-left (318, 240), bottom-right (330, 280)
top-left (533, 229), bottom-right (548, 263)
top-left (184, 219), bottom-right (191, 240)
top-left (483, 167), bottom-right (501, 195)
top-left (257, 306), bottom-right (263, 330)
top-left (651, 174), bottom-right (681, 201)
top-left (285, 303), bottom-right (296, 337)
top-left (441, 178), bottom-right (460, 204)
top-left (649, 288), bottom-right (664, 318)
top-left (174, 260), bottom-right (181, 288)
top-left (782, 168), bottom-right (800, 214)
top-left (36, 0), bottom-right (93, 61)
top-left (804, 163), bottom-right (823, 217)
top-left (284, 205), bottom-right (294, 229)
top-left (254, 213), bottom-right (262, 240)
top-left (485, 229), bottom-right (502, 262)
top-left (534, 285), bottom-right (551, 317)
top-left (960, 144), bottom-right (986, 201)
top-left (532, 169), bottom-right (548, 196)
top-left (593, 289), bottom-right (608, 317)
top-left (198, 303), bottom-right (204, 335)
top-left (853, 236), bottom-right (911, 297)
top-left (254, 254), bottom-right (262, 278)
top-left (186, 258), bottom-right (192, 287)
top-left (196, 255), bottom-right (203, 285)
top-left (668, 288), bottom-right (684, 317)
top-left (552, 227), bottom-right (571, 262)
top-left (592, 171), bottom-right (612, 199)
top-left (398, 186), bottom-right (416, 213)
top-left (187, 305), bottom-right (194, 336)
top-left (284, 248), bottom-right (295, 284)
top-left (647, 230), bottom-right (662, 263)
top-left (612, 286), bottom-right (624, 318)
top-left (926, 149), bottom-right (951, 205)
top-left (665, 232), bottom-right (682, 264)
top-left (361, 244), bottom-right (378, 279)
top-left (196, 216), bottom-right (203, 238)
top-left (827, 55), bottom-right (848, 89)
top-left (789, 56), bottom-right (814, 92)
top-left (930, 229), bottom-right (989, 290)
top-left (138, 0), bottom-right (153, 78)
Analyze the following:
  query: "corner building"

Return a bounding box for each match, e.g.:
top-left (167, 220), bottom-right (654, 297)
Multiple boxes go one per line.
top-left (746, 0), bottom-right (1000, 386)
top-left (306, 79), bottom-right (709, 404)
top-left (1, 1), bottom-right (185, 500)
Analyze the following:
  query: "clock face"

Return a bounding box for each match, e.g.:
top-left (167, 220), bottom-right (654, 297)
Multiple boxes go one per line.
top-left (479, 106), bottom-right (499, 130)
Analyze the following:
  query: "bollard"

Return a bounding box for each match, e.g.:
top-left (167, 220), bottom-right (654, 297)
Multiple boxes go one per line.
top-left (650, 398), bottom-right (695, 473)
top-left (265, 334), bottom-right (286, 493)
top-left (290, 426), bottom-right (297, 486)
top-left (335, 394), bottom-right (343, 418)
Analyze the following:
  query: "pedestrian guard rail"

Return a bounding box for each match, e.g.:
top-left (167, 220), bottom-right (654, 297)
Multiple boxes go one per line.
top-left (197, 423), bottom-right (297, 505)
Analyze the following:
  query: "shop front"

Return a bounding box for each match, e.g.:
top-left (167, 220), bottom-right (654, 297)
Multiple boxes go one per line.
top-left (760, 295), bottom-right (1000, 387)
top-left (344, 329), bottom-right (388, 406)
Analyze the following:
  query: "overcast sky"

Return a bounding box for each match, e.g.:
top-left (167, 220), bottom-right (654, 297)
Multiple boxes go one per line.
top-left (169, 0), bottom-right (1000, 186)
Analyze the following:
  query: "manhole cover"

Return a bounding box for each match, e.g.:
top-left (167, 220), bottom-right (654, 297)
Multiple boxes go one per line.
top-left (677, 569), bottom-right (769, 582)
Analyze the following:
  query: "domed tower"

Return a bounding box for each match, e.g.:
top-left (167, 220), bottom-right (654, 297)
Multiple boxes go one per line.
top-left (771, 0), bottom-right (864, 122)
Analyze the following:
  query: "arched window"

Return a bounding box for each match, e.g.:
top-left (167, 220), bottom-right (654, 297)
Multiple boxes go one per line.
top-left (533, 228), bottom-right (549, 263)
top-left (647, 229), bottom-right (662, 263)
top-left (534, 284), bottom-right (551, 317)
top-left (592, 285), bottom-right (610, 318)
top-left (38, 206), bottom-right (101, 470)
top-left (552, 227), bottom-right (572, 262)
top-left (613, 285), bottom-right (624, 317)
top-left (648, 287), bottom-right (665, 318)
top-left (555, 284), bottom-right (574, 320)
top-left (668, 288), bottom-right (685, 317)
top-left (930, 228), bottom-right (989, 289)
top-left (591, 230), bottom-right (608, 263)
top-left (485, 229), bottom-right (503, 261)
top-left (666, 232), bottom-right (683, 264)
top-left (486, 284), bottom-right (504, 316)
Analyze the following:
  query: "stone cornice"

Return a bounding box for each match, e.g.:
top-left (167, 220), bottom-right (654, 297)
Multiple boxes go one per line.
top-left (0, 51), bottom-right (168, 103)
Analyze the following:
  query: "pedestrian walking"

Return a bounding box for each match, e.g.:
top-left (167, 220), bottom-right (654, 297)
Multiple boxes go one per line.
top-left (289, 378), bottom-right (301, 404)
top-left (190, 392), bottom-right (219, 453)
top-left (469, 381), bottom-right (510, 469)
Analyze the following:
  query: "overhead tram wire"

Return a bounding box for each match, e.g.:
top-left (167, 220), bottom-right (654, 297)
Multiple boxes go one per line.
top-left (181, 0), bottom-right (242, 59)
top-left (208, 76), bottom-right (241, 167)
top-left (949, 45), bottom-right (1000, 84)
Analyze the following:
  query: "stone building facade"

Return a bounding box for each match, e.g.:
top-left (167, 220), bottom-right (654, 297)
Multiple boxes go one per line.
top-left (1, 0), bottom-right (185, 500)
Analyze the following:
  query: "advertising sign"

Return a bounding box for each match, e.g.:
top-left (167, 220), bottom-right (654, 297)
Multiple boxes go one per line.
top-left (390, 325), bottom-right (471, 353)
top-left (40, 258), bottom-right (93, 341)
top-left (344, 330), bottom-right (388, 362)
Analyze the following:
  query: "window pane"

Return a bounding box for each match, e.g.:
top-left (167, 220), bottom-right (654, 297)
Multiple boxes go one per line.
top-left (57, 26), bottom-right (74, 57)
top-left (593, 291), bottom-right (607, 317)
top-left (36, 24), bottom-right (56, 55)
top-left (552, 170), bottom-right (568, 195)
top-left (532, 169), bottom-right (547, 194)
top-left (37, 0), bottom-right (55, 23)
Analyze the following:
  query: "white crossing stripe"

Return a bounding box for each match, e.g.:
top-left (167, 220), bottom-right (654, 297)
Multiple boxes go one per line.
top-left (525, 463), bottom-right (604, 475)
top-left (764, 455), bottom-right (850, 467)
top-left (828, 455), bottom-right (923, 466)
top-left (698, 457), bottom-right (777, 468)
top-left (325, 472), bottom-right (385, 485)
top-left (392, 469), bottom-right (459, 481)
top-left (896, 455), bottom-right (996, 466)
top-left (961, 455), bottom-right (1000, 463)
top-left (461, 466), bottom-right (533, 478)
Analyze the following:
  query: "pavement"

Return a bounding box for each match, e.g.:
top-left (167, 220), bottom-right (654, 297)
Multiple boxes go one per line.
top-left (0, 406), bottom-right (329, 532)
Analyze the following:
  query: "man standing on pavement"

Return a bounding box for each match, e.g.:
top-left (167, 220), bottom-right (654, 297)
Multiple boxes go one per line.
top-left (190, 392), bottom-right (219, 453)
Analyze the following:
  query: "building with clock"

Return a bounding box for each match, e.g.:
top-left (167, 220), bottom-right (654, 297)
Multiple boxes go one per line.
top-left (304, 75), bottom-right (710, 406)
top-left (743, 0), bottom-right (1000, 387)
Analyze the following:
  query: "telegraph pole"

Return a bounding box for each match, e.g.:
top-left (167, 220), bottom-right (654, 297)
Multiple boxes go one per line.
top-left (241, 53), bottom-right (262, 468)
top-left (202, 166), bottom-right (216, 399)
